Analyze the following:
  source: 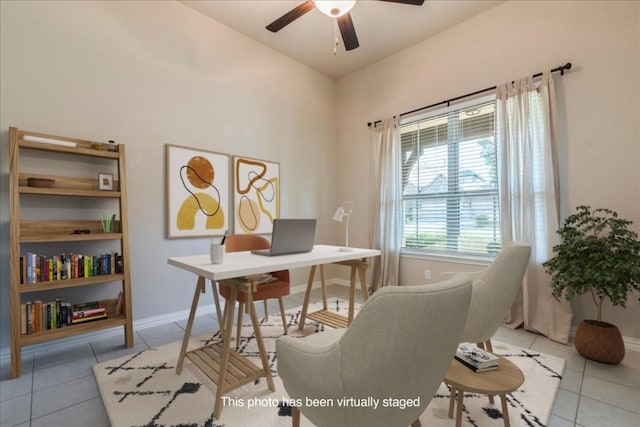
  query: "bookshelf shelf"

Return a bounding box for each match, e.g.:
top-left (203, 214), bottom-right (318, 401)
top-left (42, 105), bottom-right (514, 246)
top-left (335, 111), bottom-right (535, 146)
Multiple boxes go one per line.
top-left (20, 316), bottom-right (127, 347)
top-left (19, 274), bottom-right (126, 293)
top-left (18, 139), bottom-right (120, 159)
top-left (18, 172), bottom-right (122, 197)
top-left (19, 186), bottom-right (122, 198)
top-left (9, 127), bottom-right (134, 378)
top-left (19, 233), bottom-right (123, 243)
top-left (19, 220), bottom-right (123, 242)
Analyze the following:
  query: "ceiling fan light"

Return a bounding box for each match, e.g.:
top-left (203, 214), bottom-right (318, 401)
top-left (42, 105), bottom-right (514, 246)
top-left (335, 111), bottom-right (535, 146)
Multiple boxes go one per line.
top-left (314, 0), bottom-right (356, 18)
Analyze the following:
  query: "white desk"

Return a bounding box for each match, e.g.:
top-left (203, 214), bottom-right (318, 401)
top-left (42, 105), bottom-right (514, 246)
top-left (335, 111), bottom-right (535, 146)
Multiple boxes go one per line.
top-left (167, 244), bottom-right (380, 419)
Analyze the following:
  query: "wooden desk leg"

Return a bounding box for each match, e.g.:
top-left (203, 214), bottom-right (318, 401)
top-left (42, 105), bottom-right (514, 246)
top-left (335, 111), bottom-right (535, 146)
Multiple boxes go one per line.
top-left (246, 287), bottom-right (275, 392)
top-left (357, 263), bottom-right (370, 302)
top-left (348, 265), bottom-right (357, 325)
top-left (292, 406), bottom-right (301, 427)
top-left (500, 394), bottom-right (510, 427)
top-left (448, 385), bottom-right (456, 418)
top-left (176, 276), bottom-right (205, 375)
top-left (211, 279), bottom-right (223, 328)
top-left (298, 265), bottom-right (317, 330)
top-left (213, 285), bottom-right (239, 420)
top-left (319, 264), bottom-right (327, 309)
top-left (278, 297), bottom-right (288, 335)
top-left (455, 386), bottom-right (463, 427)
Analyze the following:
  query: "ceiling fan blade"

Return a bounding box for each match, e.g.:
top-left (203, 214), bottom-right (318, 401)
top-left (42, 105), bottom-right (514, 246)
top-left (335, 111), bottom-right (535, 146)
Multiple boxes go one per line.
top-left (266, 0), bottom-right (315, 32)
top-left (337, 12), bottom-right (359, 51)
top-left (376, 0), bottom-right (425, 5)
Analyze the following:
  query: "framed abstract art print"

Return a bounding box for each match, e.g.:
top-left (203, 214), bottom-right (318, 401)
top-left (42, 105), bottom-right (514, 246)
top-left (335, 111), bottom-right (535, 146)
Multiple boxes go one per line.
top-left (233, 156), bottom-right (280, 234)
top-left (166, 144), bottom-right (230, 238)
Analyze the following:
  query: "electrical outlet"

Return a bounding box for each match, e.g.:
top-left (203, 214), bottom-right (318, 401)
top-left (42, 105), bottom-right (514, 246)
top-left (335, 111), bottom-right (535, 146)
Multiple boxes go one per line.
top-left (424, 269), bottom-right (431, 280)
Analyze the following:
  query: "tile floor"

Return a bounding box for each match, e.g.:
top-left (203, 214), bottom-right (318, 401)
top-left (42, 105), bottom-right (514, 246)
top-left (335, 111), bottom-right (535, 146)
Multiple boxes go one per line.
top-left (1, 285), bottom-right (639, 427)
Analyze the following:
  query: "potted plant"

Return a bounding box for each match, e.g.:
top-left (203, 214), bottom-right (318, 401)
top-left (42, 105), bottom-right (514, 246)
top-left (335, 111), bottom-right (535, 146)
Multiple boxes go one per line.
top-left (543, 205), bottom-right (640, 364)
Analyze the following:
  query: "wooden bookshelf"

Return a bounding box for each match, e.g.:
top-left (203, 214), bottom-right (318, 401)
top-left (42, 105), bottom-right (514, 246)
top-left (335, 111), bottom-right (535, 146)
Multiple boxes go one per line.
top-left (9, 127), bottom-right (134, 378)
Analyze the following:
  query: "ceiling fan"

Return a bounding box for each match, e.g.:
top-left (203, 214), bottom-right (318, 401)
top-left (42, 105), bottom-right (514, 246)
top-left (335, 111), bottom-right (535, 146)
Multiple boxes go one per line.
top-left (266, 0), bottom-right (426, 51)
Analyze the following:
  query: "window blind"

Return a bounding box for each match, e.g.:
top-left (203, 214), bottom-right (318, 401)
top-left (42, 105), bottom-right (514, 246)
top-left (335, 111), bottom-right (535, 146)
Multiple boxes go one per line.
top-left (400, 100), bottom-right (500, 257)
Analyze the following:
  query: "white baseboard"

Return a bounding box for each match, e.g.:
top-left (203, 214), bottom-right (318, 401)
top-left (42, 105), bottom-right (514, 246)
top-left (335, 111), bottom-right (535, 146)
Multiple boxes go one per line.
top-left (0, 304), bottom-right (221, 361)
top-left (624, 337), bottom-right (640, 352)
top-left (3, 279), bottom-right (638, 360)
top-left (0, 278), bottom-right (346, 362)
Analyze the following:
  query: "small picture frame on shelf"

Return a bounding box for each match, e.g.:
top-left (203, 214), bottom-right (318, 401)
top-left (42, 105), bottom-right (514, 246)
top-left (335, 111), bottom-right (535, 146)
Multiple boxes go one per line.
top-left (98, 173), bottom-right (114, 191)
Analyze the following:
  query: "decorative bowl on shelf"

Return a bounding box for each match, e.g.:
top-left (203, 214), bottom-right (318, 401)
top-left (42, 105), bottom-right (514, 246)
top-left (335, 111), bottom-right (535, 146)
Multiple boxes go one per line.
top-left (27, 178), bottom-right (56, 188)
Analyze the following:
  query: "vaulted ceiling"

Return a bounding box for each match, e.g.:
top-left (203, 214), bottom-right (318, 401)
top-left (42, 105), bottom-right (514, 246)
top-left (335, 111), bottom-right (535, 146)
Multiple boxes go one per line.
top-left (180, 0), bottom-right (504, 79)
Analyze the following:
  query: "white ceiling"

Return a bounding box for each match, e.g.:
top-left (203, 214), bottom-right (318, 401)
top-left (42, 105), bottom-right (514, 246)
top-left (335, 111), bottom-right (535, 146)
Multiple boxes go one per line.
top-left (180, 0), bottom-right (504, 79)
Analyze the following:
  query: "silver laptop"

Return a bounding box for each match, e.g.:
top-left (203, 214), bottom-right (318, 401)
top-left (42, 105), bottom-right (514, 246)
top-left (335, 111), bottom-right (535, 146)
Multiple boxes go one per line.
top-left (251, 219), bottom-right (316, 256)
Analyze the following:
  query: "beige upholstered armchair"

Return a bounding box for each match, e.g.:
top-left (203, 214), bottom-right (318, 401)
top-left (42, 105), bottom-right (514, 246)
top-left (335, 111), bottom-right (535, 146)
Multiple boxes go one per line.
top-left (276, 274), bottom-right (473, 427)
top-left (459, 241), bottom-right (531, 352)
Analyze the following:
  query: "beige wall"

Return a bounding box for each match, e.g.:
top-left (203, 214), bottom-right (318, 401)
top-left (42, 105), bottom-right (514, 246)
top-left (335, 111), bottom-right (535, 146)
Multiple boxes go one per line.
top-left (1, 0), bottom-right (638, 353)
top-left (0, 1), bottom-right (338, 351)
top-left (336, 1), bottom-right (640, 340)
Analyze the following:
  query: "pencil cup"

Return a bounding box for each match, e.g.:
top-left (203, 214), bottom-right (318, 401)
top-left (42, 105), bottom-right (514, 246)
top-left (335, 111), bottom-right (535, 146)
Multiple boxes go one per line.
top-left (100, 213), bottom-right (114, 233)
top-left (210, 244), bottom-right (224, 264)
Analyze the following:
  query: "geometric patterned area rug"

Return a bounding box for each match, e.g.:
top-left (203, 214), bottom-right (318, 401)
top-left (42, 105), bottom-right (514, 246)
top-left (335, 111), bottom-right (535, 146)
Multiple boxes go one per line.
top-left (93, 299), bottom-right (565, 427)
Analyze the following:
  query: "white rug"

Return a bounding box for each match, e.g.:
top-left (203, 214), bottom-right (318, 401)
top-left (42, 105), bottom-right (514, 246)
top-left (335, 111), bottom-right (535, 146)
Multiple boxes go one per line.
top-left (93, 299), bottom-right (565, 427)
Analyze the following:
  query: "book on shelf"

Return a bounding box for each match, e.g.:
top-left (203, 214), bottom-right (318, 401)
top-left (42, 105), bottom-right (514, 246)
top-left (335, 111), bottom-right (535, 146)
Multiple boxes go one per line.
top-left (72, 301), bottom-right (106, 318)
top-left (71, 301), bottom-right (108, 324)
top-left (19, 251), bottom-right (122, 284)
top-left (455, 343), bottom-right (500, 371)
top-left (22, 300), bottom-right (46, 334)
top-left (20, 304), bottom-right (27, 335)
top-left (71, 312), bottom-right (107, 324)
top-left (115, 291), bottom-right (124, 316)
top-left (72, 301), bottom-right (103, 311)
top-left (20, 299), bottom-right (72, 335)
top-left (72, 307), bottom-right (106, 319)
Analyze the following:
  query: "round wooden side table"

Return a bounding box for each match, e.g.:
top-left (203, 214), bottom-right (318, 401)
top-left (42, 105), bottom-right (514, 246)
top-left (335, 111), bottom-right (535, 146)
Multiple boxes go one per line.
top-left (444, 356), bottom-right (524, 427)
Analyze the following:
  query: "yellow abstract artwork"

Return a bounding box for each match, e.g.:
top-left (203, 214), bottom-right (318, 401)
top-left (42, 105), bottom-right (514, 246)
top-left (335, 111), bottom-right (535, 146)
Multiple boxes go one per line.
top-left (167, 145), bottom-right (230, 238)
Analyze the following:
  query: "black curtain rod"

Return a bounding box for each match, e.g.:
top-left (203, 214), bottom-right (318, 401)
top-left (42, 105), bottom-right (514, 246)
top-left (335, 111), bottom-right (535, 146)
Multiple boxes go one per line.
top-left (367, 62), bottom-right (572, 128)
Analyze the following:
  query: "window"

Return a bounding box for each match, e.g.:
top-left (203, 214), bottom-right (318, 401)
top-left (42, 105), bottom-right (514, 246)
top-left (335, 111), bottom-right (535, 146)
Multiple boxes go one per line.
top-left (400, 99), bottom-right (500, 257)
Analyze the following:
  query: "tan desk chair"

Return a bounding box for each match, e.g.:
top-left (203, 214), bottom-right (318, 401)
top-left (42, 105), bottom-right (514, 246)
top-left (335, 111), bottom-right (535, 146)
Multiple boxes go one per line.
top-left (277, 274), bottom-right (473, 427)
top-left (218, 234), bottom-right (290, 343)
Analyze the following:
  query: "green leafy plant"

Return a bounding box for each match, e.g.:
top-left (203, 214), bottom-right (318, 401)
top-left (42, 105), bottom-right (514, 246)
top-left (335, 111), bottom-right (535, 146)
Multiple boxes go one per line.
top-left (404, 232), bottom-right (446, 248)
top-left (543, 205), bottom-right (640, 321)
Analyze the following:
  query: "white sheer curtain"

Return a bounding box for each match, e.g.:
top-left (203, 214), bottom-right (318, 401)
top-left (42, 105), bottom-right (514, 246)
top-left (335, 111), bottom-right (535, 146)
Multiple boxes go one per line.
top-left (369, 117), bottom-right (402, 291)
top-left (496, 71), bottom-right (572, 343)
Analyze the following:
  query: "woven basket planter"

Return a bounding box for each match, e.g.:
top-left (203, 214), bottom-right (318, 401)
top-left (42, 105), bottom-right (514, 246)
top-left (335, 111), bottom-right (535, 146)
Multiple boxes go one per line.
top-left (574, 319), bottom-right (625, 364)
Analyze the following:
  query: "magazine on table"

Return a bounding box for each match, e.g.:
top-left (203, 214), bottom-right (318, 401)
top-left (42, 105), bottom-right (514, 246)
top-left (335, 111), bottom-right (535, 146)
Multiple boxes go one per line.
top-left (455, 343), bottom-right (500, 371)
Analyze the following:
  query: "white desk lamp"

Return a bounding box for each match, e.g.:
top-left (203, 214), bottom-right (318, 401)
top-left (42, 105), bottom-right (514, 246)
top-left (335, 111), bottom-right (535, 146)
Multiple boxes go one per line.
top-left (333, 201), bottom-right (353, 251)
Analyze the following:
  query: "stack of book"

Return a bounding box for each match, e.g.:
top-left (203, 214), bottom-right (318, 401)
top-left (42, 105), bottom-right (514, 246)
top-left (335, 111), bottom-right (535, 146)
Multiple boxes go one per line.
top-left (455, 343), bottom-right (500, 372)
top-left (71, 301), bottom-right (107, 324)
